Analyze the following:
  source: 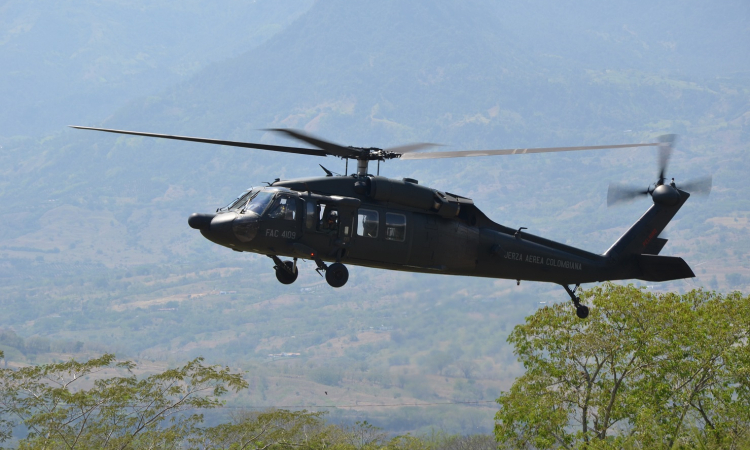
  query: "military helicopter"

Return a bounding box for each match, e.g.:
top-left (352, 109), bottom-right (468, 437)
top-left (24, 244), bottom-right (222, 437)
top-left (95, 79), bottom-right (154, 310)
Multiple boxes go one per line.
top-left (71, 126), bottom-right (711, 318)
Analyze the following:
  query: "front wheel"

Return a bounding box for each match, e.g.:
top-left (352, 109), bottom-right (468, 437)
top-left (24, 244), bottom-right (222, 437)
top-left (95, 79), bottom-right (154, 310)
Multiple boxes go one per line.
top-left (576, 304), bottom-right (589, 319)
top-left (275, 261), bottom-right (298, 285)
top-left (325, 263), bottom-right (349, 288)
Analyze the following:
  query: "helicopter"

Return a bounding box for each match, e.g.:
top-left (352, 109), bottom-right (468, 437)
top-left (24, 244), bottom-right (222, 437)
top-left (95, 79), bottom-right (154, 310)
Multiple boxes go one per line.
top-left (71, 126), bottom-right (711, 318)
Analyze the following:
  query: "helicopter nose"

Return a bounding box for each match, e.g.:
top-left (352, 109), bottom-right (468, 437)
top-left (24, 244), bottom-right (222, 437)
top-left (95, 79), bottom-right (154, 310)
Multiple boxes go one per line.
top-left (232, 213), bottom-right (260, 242)
top-left (202, 212), bottom-right (238, 247)
top-left (189, 212), bottom-right (259, 248)
top-left (188, 213), bottom-right (215, 230)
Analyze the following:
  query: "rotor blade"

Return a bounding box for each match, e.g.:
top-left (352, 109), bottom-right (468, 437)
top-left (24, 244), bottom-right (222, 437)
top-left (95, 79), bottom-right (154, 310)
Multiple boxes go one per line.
top-left (385, 143), bottom-right (443, 154)
top-left (265, 128), bottom-right (360, 158)
top-left (657, 134), bottom-right (676, 183)
top-left (70, 126), bottom-right (328, 157)
top-left (399, 142), bottom-right (658, 160)
top-left (607, 183), bottom-right (650, 207)
top-left (677, 176), bottom-right (712, 196)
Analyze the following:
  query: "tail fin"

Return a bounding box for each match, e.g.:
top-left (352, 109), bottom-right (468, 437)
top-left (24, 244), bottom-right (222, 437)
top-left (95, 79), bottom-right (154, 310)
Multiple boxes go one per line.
top-left (604, 189), bottom-right (689, 259)
top-left (603, 188), bottom-right (694, 282)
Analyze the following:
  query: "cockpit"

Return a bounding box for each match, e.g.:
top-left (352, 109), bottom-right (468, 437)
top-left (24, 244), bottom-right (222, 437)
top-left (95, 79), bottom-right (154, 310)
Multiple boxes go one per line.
top-left (218, 188), bottom-right (299, 219)
top-left (218, 188), bottom-right (277, 215)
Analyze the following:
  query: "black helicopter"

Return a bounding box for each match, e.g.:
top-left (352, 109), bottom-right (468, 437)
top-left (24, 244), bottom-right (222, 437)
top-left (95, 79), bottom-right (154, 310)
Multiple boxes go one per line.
top-left (72, 126), bottom-right (711, 318)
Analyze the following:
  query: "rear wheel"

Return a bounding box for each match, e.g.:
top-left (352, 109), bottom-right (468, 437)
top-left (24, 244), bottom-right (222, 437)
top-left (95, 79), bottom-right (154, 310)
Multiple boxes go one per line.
top-left (576, 304), bottom-right (589, 319)
top-left (275, 261), bottom-right (298, 285)
top-left (325, 263), bottom-right (349, 288)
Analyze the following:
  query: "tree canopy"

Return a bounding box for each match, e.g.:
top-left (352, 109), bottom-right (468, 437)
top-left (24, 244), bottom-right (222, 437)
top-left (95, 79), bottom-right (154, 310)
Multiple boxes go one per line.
top-left (495, 283), bottom-right (750, 449)
top-left (0, 354), bottom-right (246, 448)
top-left (0, 351), bottom-right (497, 449)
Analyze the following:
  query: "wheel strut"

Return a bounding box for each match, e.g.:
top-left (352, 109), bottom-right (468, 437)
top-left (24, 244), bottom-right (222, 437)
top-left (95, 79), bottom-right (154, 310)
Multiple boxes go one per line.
top-left (563, 284), bottom-right (589, 319)
top-left (313, 258), bottom-right (328, 278)
top-left (310, 256), bottom-right (349, 288)
top-left (269, 255), bottom-right (298, 285)
top-left (268, 255), bottom-right (297, 275)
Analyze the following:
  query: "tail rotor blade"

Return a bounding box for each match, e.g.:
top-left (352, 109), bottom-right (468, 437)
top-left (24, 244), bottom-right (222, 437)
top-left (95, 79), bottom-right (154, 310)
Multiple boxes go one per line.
top-left (657, 134), bottom-right (676, 184)
top-left (608, 183), bottom-right (649, 207)
top-left (678, 176), bottom-right (712, 197)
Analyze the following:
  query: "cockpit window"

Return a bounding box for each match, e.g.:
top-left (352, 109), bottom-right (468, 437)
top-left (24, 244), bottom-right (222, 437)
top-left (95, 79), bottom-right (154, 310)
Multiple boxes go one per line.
top-left (267, 196), bottom-right (298, 220)
top-left (243, 191), bottom-right (275, 215)
top-left (220, 190), bottom-right (254, 212)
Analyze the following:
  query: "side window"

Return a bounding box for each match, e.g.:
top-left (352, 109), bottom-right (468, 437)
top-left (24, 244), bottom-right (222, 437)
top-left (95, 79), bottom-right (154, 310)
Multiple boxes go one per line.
top-left (305, 201), bottom-right (316, 229)
top-left (385, 213), bottom-right (406, 241)
top-left (284, 197), bottom-right (297, 220)
top-left (317, 204), bottom-right (339, 233)
top-left (357, 209), bottom-right (379, 238)
top-left (267, 196), bottom-right (297, 220)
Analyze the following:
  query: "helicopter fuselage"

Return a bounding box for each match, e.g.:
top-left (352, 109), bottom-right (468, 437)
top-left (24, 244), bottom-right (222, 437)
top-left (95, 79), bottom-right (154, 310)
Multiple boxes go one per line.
top-left (188, 175), bottom-right (672, 287)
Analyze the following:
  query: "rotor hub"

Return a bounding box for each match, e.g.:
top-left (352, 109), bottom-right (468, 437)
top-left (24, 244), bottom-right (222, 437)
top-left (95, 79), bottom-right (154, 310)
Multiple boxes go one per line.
top-left (651, 184), bottom-right (681, 206)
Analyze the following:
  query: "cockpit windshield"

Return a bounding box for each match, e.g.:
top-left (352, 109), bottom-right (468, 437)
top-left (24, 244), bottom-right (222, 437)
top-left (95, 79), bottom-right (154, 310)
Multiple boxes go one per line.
top-left (243, 191), bottom-right (275, 214)
top-left (219, 189), bottom-right (277, 215)
top-left (219, 189), bottom-right (255, 212)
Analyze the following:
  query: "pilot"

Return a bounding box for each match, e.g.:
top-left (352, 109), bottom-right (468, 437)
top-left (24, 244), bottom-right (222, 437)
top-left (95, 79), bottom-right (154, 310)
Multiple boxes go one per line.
top-left (268, 201), bottom-right (286, 219)
top-left (326, 210), bottom-right (339, 233)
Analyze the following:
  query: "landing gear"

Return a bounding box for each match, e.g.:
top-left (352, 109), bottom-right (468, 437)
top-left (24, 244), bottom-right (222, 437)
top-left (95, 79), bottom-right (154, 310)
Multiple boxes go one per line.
top-left (270, 256), bottom-right (298, 285)
top-left (576, 304), bottom-right (589, 319)
top-left (270, 254), bottom-right (349, 288)
top-left (563, 284), bottom-right (589, 319)
top-left (325, 262), bottom-right (349, 288)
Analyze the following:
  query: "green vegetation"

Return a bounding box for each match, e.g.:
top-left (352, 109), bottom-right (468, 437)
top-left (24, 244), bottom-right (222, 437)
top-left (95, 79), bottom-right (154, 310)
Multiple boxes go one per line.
top-left (496, 284), bottom-right (750, 449)
top-left (0, 350), bottom-right (499, 449)
top-left (1, 285), bottom-right (749, 448)
top-left (0, 257), bottom-right (521, 434)
top-left (0, 353), bottom-right (245, 448)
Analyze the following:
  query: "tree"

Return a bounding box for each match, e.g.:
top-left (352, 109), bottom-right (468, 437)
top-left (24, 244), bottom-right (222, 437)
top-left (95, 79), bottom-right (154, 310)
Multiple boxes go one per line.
top-left (0, 352), bottom-right (455, 449)
top-left (0, 354), bottom-right (247, 449)
top-left (189, 409), bottom-right (332, 450)
top-left (454, 360), bottom-right (479, 379)
top-left (191, 410), bottom-right (435, 450)
top-left (494, 284), bottom-right (750, 449)
top-left (422, 350), bottom-right (454, 375)
top-left (432, 434), bottom-right (498, 450)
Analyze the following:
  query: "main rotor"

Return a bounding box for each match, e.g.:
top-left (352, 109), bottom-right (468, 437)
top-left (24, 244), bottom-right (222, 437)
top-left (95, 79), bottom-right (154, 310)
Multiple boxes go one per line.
top-left (70, 125), bottom-right (667, 177)
top-left (265, 128), bottom-right (409, 176)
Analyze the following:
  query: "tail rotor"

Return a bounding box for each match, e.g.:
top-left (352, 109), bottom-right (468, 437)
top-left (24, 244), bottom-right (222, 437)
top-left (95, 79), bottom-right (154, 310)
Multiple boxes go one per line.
top-left (607, 134), bottom-right (712, 207)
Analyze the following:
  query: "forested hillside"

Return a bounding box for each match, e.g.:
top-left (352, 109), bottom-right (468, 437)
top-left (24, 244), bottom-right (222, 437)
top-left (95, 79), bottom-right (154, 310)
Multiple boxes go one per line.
top-left (0, 0), bottom-right (314, 136)
top-left (1, 0), bottom-right (748, 435)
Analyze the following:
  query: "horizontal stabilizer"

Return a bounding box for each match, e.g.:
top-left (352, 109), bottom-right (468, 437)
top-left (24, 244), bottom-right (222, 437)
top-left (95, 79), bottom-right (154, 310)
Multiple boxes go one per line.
top-left (637, 254), bottom-right (695, 282)
top-left (643, 237), bottom-right (668, 255)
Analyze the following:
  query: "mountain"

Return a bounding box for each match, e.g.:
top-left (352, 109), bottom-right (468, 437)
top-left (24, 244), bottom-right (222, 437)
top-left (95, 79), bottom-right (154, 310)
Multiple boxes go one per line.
top-left (107, 0), bottom-right (749, 141)
top-left (0, 0), bottom-right (314, 136)
top-left (7, 0), bottom-right (747, 252)
top-left (2, 0), bottom-right (748, 288)
top-left (0, 0), bottom-right (749, 433)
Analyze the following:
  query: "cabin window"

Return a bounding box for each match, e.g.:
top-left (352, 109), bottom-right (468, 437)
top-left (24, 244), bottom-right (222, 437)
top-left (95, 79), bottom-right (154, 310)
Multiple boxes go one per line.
top-left (267, 196), bottom-right (297, 220)
top-left (385, 213), bottom-right (406, 241)
top-left (356, 209), bottom-right (379, 238)
top-left (317, 204), bottom-right (340, 234)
